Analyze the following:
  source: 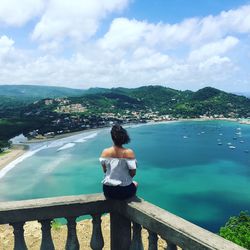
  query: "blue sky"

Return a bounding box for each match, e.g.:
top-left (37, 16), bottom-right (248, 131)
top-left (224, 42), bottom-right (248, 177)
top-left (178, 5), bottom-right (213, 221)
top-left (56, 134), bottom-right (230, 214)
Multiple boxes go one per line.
top-left (126, 0), bottom-right (249, 23)
top-left (0, 0), bottom-right (250, 92)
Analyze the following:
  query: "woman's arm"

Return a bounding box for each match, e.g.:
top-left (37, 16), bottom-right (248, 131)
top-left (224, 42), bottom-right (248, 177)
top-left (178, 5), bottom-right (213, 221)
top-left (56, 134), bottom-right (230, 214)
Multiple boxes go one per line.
top-left (100, 148), bottom-right (110, 173)
top-left (125, 149), bottom-right (137, 177)
top-left (101, 164), bottom-right (107, 173)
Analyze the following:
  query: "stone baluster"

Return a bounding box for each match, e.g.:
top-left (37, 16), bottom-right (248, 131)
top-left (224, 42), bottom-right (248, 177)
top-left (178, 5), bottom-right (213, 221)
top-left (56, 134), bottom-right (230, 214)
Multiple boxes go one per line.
top-left (66, 217), bottom-right (79, 250)
top-left (130, 222), bottom-right (143, 250)
top-left (11, 222), bottom-right (27, 250)
top-left (39, 219), bottom-right (55, 250)
top-left (165, 240), bottom-right (177, 250)
top-left (148, 230), bottom-right (158, 250)
top-left (90, 214), bottom-right (104, 250)
top-left (110, 212), bottom-right (131, 250)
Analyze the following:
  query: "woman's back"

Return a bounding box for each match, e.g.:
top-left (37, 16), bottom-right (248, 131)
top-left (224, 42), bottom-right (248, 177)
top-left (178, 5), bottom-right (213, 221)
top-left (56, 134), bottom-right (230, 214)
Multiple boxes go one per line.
top-left (101, 146), bottom-right (135, 159)
top-left (100, 124), bottom-right (137, 200)
top-left (100, 146), bottom-right (136, 186)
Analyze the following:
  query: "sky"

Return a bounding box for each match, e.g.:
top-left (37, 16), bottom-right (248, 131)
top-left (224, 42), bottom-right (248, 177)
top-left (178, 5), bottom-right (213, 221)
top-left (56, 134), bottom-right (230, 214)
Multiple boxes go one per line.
top-left (0, 0), bottom-right (250, 92)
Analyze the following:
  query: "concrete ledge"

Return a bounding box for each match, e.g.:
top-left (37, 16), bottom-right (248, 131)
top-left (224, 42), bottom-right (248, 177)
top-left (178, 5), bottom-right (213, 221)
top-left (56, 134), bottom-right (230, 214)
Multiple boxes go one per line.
top-left (0, 194), bottom-right (246, 250)
top-left (0, 193), bottom-right (111, 224)
top-left (121, 198), bottom-right (246, 250)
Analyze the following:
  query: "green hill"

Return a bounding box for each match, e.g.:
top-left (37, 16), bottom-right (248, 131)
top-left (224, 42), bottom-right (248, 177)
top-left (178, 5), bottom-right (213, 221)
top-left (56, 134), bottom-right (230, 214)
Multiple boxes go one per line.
top-left (192, 87), bottom-right (223, 101)
top-left (61, 85), bottom-right (250, 118)
top-left (0, 85), bottom-right (250, 147)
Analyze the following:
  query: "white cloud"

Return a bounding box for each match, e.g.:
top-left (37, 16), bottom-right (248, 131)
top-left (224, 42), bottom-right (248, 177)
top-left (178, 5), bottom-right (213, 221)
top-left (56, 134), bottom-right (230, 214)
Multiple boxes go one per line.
top-left (0, 36), bottom-right (14, 52)
top-left (99, 18), bottom-right (149, 50)
top-left (99, 5), bottom-right (250, 51)
top-left (196, 5), bottom-right (250, 43)
top-left (0, 3), bottom-right (250, 92)
top-left (188, 36), bottom-right (239, 62)
top-left (0, 42), bottom-right (236, 91)
top-left (0, 35), bottom-right (15, 62)
top-left (32, 0), bottom-right (130, 43)
top-left (0, 0), bottom-right (45, 26)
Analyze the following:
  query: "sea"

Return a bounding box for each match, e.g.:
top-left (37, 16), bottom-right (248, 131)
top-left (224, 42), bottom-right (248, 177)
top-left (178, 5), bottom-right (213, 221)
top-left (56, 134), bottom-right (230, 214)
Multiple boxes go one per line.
top-left (0, 120), bottom-right (249, 233)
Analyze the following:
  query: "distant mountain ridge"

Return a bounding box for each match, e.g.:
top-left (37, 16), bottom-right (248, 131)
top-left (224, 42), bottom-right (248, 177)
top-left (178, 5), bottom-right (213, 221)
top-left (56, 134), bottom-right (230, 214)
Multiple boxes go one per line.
top-left (0, 85), bottom-right (87, 100)
top-left (22, 85), bottom-right (248, 119)
top-left (0, 85), bottom-right (250, 119)
top-left (233, 92), bottom-right (250, 98)
top-left (1, 84), bottom-right (249, 101)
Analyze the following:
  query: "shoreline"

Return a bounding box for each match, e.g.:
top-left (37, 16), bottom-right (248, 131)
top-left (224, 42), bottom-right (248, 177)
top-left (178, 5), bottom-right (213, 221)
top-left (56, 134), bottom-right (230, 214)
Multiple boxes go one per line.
top-left (25, 117), bottom-right (242, 143)
top-left (26, 126), bottom-right (109, 143)
top-left (0, 117), bottom-right (246, 175)
top-left (0, 144), bottom-right (29, 172)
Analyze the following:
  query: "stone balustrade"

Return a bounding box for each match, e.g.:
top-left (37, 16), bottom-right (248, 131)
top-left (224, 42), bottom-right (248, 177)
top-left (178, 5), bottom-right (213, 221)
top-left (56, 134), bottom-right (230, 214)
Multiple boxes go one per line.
top-left (0, 193), bottom-right (246, 250)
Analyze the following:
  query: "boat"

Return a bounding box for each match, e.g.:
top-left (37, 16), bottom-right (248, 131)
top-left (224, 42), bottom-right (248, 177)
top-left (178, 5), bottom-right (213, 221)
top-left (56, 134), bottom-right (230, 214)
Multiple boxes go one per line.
top-left (227, 142), bottom-right (232, 145)
top-left (229, 145), bottom-right (236, 149)
top-left (183, 136), bottom-right (188, 139)
top-left (218, 142), bottom-right (222, 145)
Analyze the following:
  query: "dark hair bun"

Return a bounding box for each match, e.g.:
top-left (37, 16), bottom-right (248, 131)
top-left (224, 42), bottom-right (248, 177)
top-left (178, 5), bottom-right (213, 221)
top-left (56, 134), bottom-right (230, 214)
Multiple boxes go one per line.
top-left (111, 124), bottom-right (130, 146)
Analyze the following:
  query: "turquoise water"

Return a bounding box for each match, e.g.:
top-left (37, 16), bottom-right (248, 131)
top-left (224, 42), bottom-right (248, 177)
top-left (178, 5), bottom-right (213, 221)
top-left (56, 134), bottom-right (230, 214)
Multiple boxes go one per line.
top-left (0, 121), bottom-right (250, 232)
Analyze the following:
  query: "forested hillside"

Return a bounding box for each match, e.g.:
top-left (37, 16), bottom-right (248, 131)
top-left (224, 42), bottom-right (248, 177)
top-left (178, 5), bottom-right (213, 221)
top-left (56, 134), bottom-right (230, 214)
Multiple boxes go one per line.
top-left (0, 85), bottom-right (250, 149)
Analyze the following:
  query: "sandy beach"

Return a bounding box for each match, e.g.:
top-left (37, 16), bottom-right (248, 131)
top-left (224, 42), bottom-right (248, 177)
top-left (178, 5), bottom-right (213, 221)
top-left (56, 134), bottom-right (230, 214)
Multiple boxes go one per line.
top-left (27, 127), bottom-right (109, 144)
top-left (0, 145), bottom-right (28, 172)
top-left (0, 127), bottom-right (106, 173)
top-left (0, 215), bottom-right (179, 250)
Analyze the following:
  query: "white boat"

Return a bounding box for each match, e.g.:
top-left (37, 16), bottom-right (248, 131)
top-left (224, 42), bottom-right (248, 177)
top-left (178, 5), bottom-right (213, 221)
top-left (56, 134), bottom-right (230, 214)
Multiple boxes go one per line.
top-left (183, 136), bottom-right (188, 139)
top-left (227, 142), bottom-right (232, 145)
top-left (229, 145), bottom-right (236, 149)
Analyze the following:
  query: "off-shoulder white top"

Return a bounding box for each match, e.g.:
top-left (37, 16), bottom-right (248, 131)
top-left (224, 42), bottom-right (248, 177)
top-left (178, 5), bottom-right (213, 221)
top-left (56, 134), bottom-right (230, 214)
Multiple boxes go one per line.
top-left (99, 157), bottom-right (137, 186)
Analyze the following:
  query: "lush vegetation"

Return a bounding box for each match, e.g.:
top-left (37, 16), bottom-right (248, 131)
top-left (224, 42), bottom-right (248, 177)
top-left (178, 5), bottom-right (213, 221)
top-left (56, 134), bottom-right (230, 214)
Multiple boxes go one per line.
top-left (0, 85), bottom-right (250, 151)
top-left (0, 139), bottom-right (10, 153)
top-left (219, 211), bottom-right (250, 249)
top-left (51, 219), bottom-right (63, 231)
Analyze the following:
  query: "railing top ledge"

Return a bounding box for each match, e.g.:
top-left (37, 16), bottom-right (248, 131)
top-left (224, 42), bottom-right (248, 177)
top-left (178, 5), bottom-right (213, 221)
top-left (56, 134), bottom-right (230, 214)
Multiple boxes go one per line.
top-left (0, 194), bottom-right (246, 250)
top-left (0, 193), bottom-right (106, 211)
top-left (0, 193), bottom-right (110, 224)
top-left (122, 199), bottom-right (246, 250)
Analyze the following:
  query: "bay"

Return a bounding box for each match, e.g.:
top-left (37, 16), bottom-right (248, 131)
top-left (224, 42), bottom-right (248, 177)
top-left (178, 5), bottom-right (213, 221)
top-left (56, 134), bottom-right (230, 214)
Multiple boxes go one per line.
top-left (0, 120), bottom-right (250, 232)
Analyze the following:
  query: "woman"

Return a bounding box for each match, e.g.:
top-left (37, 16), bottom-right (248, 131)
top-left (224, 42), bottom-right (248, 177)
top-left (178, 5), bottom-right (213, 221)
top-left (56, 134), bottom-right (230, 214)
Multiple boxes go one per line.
top-left (99, 124), bottom-right (138, 200)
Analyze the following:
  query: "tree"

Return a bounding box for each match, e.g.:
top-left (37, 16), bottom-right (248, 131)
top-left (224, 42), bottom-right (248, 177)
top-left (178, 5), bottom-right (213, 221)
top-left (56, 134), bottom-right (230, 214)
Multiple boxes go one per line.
top-left (219, 211), bottom-right (250, 249)
top-left (0, 140), bottom-right (10, 153)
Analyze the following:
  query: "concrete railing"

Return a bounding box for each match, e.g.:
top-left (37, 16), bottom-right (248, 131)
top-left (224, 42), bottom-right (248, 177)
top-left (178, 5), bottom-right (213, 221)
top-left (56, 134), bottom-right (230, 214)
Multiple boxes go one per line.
top-left (0, 193), bottom-right (246, 250)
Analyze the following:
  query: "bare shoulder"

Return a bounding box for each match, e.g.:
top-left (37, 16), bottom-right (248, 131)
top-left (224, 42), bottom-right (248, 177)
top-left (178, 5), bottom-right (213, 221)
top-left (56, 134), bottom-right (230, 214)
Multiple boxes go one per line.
top-left (100, 147), bottom-right (113, 157)
top-left (124, 148), bottom-right (136, 159)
